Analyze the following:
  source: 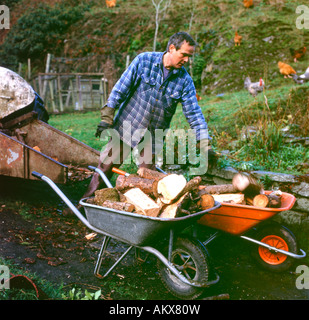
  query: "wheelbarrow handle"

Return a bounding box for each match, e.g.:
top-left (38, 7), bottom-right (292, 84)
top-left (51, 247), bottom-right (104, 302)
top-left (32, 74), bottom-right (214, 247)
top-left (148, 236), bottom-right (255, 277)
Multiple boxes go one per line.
top-left (112, 167), bottom-right (130, 176)
top-left (31, 171), bottom-right (44, 179)
top-left (155, 166), bottom-right (167, 175)
top-left (87, 166), bottom-right (113, 188)
top-left (31, 171), bottom-right (103, 234)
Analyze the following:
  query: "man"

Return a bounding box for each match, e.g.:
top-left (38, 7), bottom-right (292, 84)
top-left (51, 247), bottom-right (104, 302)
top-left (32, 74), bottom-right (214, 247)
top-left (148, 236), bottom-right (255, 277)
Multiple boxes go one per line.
top-left (83, 31), bottom-right (216, 198)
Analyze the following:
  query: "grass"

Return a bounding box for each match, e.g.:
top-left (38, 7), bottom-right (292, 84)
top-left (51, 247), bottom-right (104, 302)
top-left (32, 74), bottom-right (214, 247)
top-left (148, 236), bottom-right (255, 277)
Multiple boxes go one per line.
top-left (49, 79), bottom-right (308, 175)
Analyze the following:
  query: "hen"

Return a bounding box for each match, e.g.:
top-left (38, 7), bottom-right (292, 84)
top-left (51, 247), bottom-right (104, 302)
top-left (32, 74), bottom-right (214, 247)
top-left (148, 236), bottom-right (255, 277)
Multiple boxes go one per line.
top-left (278, 61), bottom-right (296, 78)
top-left (196, 93), bottom-right (202, 101)
top-left (243, 0), bottom-right (253, 8)
top-left (234, 31), bottom-right (242, 46)
top-left (244, 77), bottom-right (264, 97)
top-left (292, 66), bottom-right (309, 84)
top-left (290, 46), bottom-right (306, 63)
top-left (105, 0), bottom-right (116, 8)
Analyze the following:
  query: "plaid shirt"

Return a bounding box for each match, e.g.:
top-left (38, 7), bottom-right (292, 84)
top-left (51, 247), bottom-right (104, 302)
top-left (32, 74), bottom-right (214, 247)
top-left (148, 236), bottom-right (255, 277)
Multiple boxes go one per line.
top-left (106, 51), bottom-right (209, 149)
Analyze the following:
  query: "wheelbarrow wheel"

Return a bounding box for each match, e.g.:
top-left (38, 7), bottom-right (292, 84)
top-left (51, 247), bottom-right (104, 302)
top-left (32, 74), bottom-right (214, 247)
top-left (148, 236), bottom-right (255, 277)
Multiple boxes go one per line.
top-left (252, 224), bottom-right (298, 272)
top-left (157, 236), bottom-right (210, 300)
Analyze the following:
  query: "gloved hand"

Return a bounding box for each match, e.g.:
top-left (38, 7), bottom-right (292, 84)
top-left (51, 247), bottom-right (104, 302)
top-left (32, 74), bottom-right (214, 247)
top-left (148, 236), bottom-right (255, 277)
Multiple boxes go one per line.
top-left (95, 120), bottom-right (113, 137)
top-left (196, 139), bottom-right (218, 169)
top-left (95, 105), bottom-right (115, 137)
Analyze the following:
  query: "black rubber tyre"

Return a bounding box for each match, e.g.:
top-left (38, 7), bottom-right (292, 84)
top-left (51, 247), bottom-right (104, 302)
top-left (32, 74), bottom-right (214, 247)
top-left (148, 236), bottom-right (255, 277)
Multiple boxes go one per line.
top-left (252, 224), bottom-right (298, 272)
top-left (157, 236), bottom-right (210, 300)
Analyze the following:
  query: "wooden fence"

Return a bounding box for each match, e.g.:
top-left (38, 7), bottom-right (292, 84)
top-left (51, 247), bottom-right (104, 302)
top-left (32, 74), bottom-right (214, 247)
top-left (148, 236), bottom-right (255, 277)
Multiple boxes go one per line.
top-left (31, 72), bottom-right (108, 113)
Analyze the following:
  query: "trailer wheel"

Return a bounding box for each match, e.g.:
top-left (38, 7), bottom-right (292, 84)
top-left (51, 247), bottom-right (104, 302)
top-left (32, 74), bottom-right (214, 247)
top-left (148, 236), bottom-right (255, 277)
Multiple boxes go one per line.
top-left (252, 224), bottom-right (298, 272)
top-left (157, 236), bottom-right (210, 300)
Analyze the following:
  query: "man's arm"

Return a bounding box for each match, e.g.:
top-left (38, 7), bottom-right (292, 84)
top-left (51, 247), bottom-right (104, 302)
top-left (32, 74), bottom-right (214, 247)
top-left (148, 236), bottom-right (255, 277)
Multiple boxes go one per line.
top-left (180, 77), bottom-right (210, 142)
top-left (181, 77), bottom-right (218, 168)
top-left (95, 55), bottom-right (141, 137)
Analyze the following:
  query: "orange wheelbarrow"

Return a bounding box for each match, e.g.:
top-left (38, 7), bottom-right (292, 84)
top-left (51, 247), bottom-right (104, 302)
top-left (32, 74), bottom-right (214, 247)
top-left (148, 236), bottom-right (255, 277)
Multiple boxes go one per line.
top-left (197, 191), bottom-right (306, 272)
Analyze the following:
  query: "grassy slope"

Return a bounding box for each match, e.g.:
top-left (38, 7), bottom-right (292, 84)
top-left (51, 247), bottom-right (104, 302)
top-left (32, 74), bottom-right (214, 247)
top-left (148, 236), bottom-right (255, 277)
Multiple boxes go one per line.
top-left (32, 0), bottom-right (309, 173)
top-left (81, 0), bottom-right (309, 92)
top-left (6, 0), bottom-right (308, 92)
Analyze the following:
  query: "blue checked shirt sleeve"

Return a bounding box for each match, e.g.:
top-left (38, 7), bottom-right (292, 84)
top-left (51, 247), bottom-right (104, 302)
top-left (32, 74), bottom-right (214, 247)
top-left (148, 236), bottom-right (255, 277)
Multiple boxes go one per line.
top-left (181, 77), bottom-right (210, 141)
top-left (105, 55), bottom-right (140, 110)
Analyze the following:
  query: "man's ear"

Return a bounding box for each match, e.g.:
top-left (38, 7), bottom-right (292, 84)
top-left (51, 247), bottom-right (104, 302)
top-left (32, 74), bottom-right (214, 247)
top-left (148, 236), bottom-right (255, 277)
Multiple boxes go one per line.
top-left (168, 44), bottom-right (176, 52)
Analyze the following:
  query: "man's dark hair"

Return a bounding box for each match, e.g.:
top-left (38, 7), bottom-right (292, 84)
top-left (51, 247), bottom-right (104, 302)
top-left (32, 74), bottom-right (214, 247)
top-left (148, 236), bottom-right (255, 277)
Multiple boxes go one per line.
top-left (166, 32), bottom-right (197, 51)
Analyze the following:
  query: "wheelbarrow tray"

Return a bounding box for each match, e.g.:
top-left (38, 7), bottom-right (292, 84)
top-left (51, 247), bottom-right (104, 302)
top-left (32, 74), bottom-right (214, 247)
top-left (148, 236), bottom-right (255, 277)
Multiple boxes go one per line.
top-left (80, 198), bottom-right (221, 246)
top-left (198, 191), bottom-right (296, 236)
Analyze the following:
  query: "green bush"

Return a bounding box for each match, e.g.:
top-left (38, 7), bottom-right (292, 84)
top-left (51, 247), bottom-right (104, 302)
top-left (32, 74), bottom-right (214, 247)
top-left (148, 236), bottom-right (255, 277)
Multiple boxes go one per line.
top-left (0, 2), bottom-right (90, 68)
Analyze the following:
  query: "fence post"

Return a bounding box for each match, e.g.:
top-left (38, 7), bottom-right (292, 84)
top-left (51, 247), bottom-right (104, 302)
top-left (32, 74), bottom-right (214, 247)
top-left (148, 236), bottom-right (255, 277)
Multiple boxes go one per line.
top-left (57, 75), bottom-right (63, 112)
top-left (42, 53), bottom-right (51, 99)
top-left (76, 75), bottom-right (83, 110)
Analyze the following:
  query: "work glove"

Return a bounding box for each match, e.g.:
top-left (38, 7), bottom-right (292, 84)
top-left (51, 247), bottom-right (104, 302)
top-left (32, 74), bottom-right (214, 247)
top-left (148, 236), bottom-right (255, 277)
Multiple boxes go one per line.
top-left (95, 105), bottom-right (115, 138)
top-left (196, 139), bottom-right (218, 169)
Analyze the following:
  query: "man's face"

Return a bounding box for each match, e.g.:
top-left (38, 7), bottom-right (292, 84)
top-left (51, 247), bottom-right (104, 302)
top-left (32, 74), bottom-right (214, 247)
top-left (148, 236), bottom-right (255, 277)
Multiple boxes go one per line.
top-left (168, 41), bottom-right (195, 69)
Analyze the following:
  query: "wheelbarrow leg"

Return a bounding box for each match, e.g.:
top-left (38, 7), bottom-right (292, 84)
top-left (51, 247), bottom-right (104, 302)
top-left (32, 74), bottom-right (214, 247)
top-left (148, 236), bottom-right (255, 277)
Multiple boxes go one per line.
top-left (94, 236), bottom-right (134, 279)
top-left (94, 236), bottom-right (111, 278)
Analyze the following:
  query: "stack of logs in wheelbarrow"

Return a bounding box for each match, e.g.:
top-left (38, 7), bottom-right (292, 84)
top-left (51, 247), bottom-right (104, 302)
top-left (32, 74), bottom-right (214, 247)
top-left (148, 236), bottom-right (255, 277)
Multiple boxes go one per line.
top-left (90, 168), bottom-right (283, 219)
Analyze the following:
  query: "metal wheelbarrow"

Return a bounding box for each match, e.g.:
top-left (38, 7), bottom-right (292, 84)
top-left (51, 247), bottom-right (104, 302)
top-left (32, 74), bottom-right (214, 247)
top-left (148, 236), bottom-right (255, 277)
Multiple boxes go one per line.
top-left (31, 167), bottom-right (221, 300)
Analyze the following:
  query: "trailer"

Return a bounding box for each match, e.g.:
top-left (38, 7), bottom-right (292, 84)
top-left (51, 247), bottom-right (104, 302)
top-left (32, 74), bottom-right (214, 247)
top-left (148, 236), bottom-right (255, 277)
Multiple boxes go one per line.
top-left (0, 67), bottom-right (99, 184)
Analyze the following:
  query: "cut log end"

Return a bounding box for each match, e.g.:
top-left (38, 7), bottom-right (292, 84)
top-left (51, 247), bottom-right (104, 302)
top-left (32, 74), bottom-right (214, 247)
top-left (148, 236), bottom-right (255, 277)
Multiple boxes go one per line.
top-left (252, 194), bottom-right (269, 208)
top-left (232, 173), bottom-right (263, 198)
top-left (248, 193), bottom-right (282, 208)
top-left (197, 193), bottom-right (215, 210)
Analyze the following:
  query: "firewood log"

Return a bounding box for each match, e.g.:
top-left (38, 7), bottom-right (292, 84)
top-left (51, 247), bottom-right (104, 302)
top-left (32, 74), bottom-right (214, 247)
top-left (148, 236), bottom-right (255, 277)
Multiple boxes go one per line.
top-left (248, 193), bottom-right (281, 208)
top-left (197, 193), bottom-right (215, 210)
top-left (232, 173), bottom-right (264, 198)
top-left (116, 175), bottom-right (155, 195)
top-left (159, 193), bottom-right (189, 219)
top-left (157, 174), bottom-right (187, 203)
top-left (212, 193), bottom-right (245, 204)
top-left (251, 194), bottom-right (269, 208)
top-left (98, 200), bottom-right (135, 212)
top-left (94, 188), bottom-right (120, 206)
top-left (124, 188), bottom-right (160, 217)
top-left (137, 167), bottom-right (167, 181)
top-left (158, 175), bottom-right (202, 204)
top-left (199, 184), bottom-right (238, 194)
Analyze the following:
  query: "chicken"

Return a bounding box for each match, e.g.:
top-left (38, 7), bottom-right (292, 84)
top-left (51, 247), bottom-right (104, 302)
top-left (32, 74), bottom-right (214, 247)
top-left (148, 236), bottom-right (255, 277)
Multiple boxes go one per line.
top-left (278, 61), bottom-right (296, 78)
top-left (244, 77), bottom-right (264, 97)
top-left (196, 93), bottom-right (202, 101)
top-left (105, 0), bottom-right (116, 8)
top-left (299, 66), bottom-right (309, 80)
top-left (290, 46), bottom-right (306, 63)
top-left (292, 66), bottom-right (309, 84)
top-left (234, 31), bottom-right (242, 46)
top-left (243, 0), bottom-right (253, 8)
